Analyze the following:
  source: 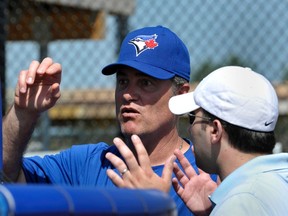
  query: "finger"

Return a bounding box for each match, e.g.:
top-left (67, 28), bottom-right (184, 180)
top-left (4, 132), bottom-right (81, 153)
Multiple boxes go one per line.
top-left (216, 176), bottom-right (221, 185)
top-left (198, 167), bottom-right (212, 176)
top-left (42, 84), bottom-right (61, 109)
top-left (158, 155), bottom-right (175, 192)
top-left (162, 155), bottom-right (175, 182)
top-left (105, 152), bottom-right (129, 176)
top-left (18, 70), bottom-right (29, 93)
top-left (131, 135), bottom-right (151, 168)
top-left (198, 167), bottom-right (205, 174)
top-left (37, 57), bottom-right (53, 74)
top-left (173, 162), bottom-right (190, 186)
top-left (174, 148), bottom-right (198, 178)
top-left (106, 169), bottom-right (126, 187)
top-left (172, 177), bottom-right (184, 196)
top-left (113, 137), bottom-right (139, 172)
top-left (26, 60), bottom-right (40, 84)
top-left (191, 145), bottom-right (194, 153)
top-left (46, 62), bottom-right (62, 76)
top-left (50, 83), bottom-right (61, 100)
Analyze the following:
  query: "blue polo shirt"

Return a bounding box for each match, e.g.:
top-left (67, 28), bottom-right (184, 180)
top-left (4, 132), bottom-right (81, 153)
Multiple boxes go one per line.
top-left (210, 153), bottom-right (288, 215)
top-left (23, 139), bottom-right (216, 215)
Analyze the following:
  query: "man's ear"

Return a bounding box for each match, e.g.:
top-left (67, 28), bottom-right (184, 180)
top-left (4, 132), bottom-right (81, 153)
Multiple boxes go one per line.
top-left (210, 119), bottom-right (223, 144)
top-left (178, 82), bottom-right (190, 94)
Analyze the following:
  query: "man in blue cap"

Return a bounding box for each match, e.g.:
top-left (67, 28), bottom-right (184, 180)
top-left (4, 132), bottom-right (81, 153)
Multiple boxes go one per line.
top-left (3, 26), bottom-right (216, 215)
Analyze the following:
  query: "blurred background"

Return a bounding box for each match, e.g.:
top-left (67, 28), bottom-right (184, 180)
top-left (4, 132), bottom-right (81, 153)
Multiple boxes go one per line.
top-left (0, 0), bottom-right (287, 154)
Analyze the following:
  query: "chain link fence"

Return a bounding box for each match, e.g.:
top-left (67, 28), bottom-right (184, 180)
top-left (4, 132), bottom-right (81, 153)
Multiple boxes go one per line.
top-left (1, 0), bottom-right (288, 153)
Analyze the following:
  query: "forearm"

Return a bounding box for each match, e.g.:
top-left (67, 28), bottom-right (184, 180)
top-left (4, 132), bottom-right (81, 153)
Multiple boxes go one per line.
top-left (3, 104), bottom-right (40, 182)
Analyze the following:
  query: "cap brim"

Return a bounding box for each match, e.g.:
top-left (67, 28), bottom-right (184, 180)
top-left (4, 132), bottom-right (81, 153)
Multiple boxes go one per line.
top-left (102, 60), bottom-right (175, 80)
top-left (169, 92), bottom-right (200, 115)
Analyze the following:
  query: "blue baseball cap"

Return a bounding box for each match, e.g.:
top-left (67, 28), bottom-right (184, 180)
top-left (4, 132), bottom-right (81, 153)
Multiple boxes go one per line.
top-left (102, 26), bottom-right (191, 81)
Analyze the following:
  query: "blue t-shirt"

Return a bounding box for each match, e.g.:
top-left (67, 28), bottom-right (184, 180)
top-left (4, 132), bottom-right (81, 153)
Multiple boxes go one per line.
top-left (23, 139), bottom-right (217, 215)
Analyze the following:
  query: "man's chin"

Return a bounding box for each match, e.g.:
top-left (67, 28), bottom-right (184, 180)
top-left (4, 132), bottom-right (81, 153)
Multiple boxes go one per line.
top-left (120, 125), bottom-right (139, 137)
top-left (120, 118), bottom-right (149, 136)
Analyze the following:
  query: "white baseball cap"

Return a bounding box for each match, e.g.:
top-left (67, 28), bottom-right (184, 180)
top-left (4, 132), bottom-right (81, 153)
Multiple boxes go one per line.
top-left (169, 66), bottom-right (279, 132)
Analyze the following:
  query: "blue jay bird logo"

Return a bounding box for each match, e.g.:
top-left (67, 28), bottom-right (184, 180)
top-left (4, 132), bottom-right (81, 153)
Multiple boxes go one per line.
top-left (129, 34), bottom-right (158, 56)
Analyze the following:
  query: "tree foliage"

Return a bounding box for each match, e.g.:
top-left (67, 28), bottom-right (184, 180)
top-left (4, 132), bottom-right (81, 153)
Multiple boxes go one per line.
top-left (191, 55), bottom-right (255, 82)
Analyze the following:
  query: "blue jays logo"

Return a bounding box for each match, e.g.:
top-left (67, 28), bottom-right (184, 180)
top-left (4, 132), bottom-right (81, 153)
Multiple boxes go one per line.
top-left (129, 34), bottom-right (158, 56)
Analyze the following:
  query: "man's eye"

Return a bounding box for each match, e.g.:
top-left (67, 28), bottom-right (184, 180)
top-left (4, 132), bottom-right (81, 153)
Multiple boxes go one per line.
top-left (140, 79), bottom-right (152, 86)
top-left (118, 79), bottom-right (127, 84)
top-left (117, 79), bottom-right (128, 88)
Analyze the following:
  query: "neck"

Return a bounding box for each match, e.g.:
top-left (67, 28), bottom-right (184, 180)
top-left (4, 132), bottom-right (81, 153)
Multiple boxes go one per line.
top-left (218, 147), bottom-right (264, 180)
top-left (125, 131), bottom-right (189, 166)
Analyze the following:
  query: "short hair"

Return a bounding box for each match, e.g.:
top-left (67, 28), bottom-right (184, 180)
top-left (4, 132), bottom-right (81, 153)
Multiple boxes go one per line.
top-left (202, 109), bottom-right (276, 154)
top-left (171, 75), bottom-right (188, 94)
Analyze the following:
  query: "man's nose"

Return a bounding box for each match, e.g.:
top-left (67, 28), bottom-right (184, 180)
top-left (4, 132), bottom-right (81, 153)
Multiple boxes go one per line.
top-left (122, 84), bottom-right (139, 102)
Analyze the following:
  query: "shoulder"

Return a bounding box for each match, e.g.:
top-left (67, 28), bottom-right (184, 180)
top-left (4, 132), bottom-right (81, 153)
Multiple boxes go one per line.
top-left (212, 171), bottom-right (288, 215)
top-left (62, 142), bottom-right (120, 158)
top-left (68, 142), bottom-right (111, 153)
top-left (211, 192), bottom-right (268, 215)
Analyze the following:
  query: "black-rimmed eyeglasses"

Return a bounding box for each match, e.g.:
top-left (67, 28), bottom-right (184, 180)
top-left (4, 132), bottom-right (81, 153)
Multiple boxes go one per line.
top-left (188, 112), bottom-right (212, 124)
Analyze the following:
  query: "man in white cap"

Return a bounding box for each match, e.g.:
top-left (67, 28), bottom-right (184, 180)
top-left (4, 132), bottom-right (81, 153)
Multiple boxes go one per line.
top-left (169, 66), bottom-right (288, 215)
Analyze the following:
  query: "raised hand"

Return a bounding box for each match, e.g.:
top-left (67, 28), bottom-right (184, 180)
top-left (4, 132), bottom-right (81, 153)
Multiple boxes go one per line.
top-left (3, 57), bottom-right (62, 182)
top-left (14, 57), bottom-right (62, 113)
top-left (172, 148), bottom-right (217, 215)
top-left (105, 134), bottom-right (175, 193)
